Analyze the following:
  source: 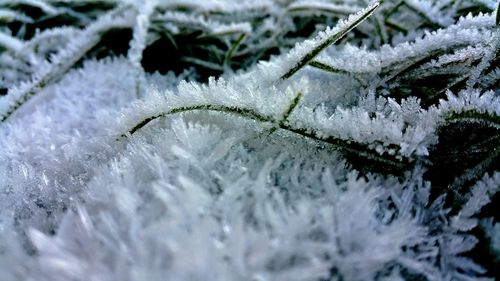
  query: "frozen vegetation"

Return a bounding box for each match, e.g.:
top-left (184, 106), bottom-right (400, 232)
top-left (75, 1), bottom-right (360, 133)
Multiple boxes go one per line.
top-left (0, 0), bottom-right (499, 280)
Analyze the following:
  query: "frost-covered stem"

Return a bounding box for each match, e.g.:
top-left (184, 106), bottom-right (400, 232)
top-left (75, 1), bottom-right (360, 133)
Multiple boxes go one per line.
top-left (280, 2), bottom-right (380, 80)
top-left (381, 49), bottom-right (446, 84)
top-left (451, 0), bottom-right (463, 12)
top-left (449, 135), bottom-right (500, 189)
top-left (384, 19), bottom-right (408, 33)
top-left (384, 0), bottom-right (405, 20)
top-left (128, 0), bottom-right (157, 98)
top-left (466, 31), bottom-right (499, 89)
top-left (0, 32), bottom-right (23, 53)
top-left (446, 110), bottom-right (500, 130)
top-left (23, 27), bottom-right (78, 52)
top-left (181, 57), bottom-right (224, 71)
top-left (309, 60), bottom-right (351, 75)
top-left (279, 92), bottom-right (302, 126)
top-left (497, 0), bottom-right (500, 26)
top-left (268, 92), bottom-right (303, 134)
top-left (224, 33), bottom-right (247, 72)
top-left (283, 126), bottom-right (409, 169)
top-left (309, 60), bottom-right (366, 85)
top-left (127, 106), bottom-right (500, 172)
top-left (0, 5), bottom-right (132, 122)
top-left (287, 3), bottom-right (360, 15)
top-left (126, 103), bottom-right (410, 170)
top-left (128, 104), bottom-right (274, 135)
top-left (402, 0), bottom-right (444, 27)
top-left (4, 0), bottom-right (58, 15)
top-left (439, 109), bottom-right (500, 190)
top-left (444, 74), bottom-right (470, 94)
top-left (374, 14), bottom-right (388, 44)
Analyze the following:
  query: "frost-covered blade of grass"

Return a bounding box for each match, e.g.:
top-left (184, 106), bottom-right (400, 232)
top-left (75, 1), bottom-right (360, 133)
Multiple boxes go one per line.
top-left (314, 13), bottom-right (496, 76)
top-left (0, 5), bottom-right (133, 122)
top-left (497, 0), bottom-right (500, 25)
top-left (0, 32), bottom-right (23, 52)
top-left (257, 1), bottom-right (380, 81)
top-left (115, 75), bottom-right (304, 136)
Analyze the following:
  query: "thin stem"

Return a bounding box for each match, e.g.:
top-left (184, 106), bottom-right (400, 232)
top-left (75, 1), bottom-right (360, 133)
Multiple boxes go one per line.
top-left (269, 92), bottom-right (303, 134)
top-left (402, 1), bottom-right (444, 28)
top-left (181, 57), bottom-right (224, 71)
top-left (0, 5), bottom-right (131, 122)
top-left (224, 33), bottom-right (247, 71)
top-left (287, 4), bottom-right (357, 15)
top-left (446, 110), bottom-right (500, 130)
top-left (279, 92), bottom-right (302, 126)
top-left (282, 125), bottom-right (409, 169)
top-left (126, 103), bottom-right (410, 170)
top-left (381, 48), bottom-right (450, 84)
top-left (384, 19), bottom-right (408, 34)
top-left (496, 0), bottom-right (500, 26)
top-left (449, 142), bottom-right (499, 190)
top-left (309, 60), bottom-right (366, 85)
top-left (280, 2), bottom-right (380, 80)
top-left (128, 104), bottom-right (274, 135)
top-left (0, 32), bottom-right (23, 53)
top-left (374, 14), bottom-right (388, 45)
top-left (384, 0), bottom-right (405, 20)
top-left (309, 60), bottom-right (351, 75)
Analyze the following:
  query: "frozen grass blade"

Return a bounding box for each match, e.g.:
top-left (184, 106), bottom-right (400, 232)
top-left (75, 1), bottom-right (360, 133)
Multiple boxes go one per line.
top-left (0, 32), bottom-right (23, 52)
top-left (0, 5), bottom-right (131, 122)
top-left (280, 1), bottom-right (380, 80)
top-left (446, 110), bottom-right (500, 130)
top-left (127, 104), bottom-right (275, 135)
top-left (224, 33), bottom-right (247, 71)
top-left (125, 92), bottom-right (411, 174)
top-left (497, 0), bottom-right (500, 26)
top-left (309, 60), bottom-right (365, 84)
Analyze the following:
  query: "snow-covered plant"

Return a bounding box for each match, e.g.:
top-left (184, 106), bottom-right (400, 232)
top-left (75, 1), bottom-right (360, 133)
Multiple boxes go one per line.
top-left (0, 0), bottom-right (499, 280)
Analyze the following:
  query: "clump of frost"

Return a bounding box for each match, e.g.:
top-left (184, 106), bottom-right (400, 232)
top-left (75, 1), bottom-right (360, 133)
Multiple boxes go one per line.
top-left (21, 121), bottom-right (444, 281)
